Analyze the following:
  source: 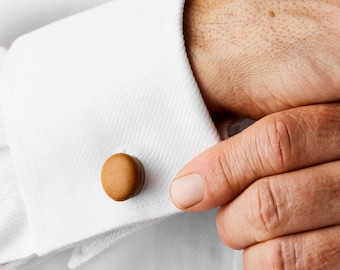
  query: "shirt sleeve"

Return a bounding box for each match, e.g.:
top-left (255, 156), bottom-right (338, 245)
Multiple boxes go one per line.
top-left (0, 48), bottom-right (35, 266)
top-left (0, 0), bottom-right (220, 267)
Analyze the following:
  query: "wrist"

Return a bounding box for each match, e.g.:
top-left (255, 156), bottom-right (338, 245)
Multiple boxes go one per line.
top-left (183, 0), bottom-right (224, 115)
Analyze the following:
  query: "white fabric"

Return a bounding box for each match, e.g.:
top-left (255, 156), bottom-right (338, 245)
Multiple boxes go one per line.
top-left (68, 218), bottom-right (162, 268)
top-left (0, 48), bottom-right (7, 71)
top-left (0, 48), bottom-right (35, 264)
top-left (0, 0), bottom-right (224, 267)
top-left (33, 210), bottom-right (243, 270)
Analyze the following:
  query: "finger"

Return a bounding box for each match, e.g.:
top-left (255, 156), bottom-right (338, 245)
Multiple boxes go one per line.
top-left (216, 160), bottom-right (340, 249)
top-left (170, 103), bottom-right (340, 211)
top-left (243, 225), bottom-right (340, 270)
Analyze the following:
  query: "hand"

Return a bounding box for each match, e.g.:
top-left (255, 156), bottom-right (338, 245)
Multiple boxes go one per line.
top-left (171, 103), bottom-right (340, 268)
top-left (183, 0), bottom-right (340, 118)
top-left (171, 0), bottom-right (340, 268)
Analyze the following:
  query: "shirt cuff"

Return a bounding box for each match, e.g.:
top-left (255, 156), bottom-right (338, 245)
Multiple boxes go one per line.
top-left (0, 0), bottom-right (220, 261)
top-left (0, 48), bottom-right (35, 265)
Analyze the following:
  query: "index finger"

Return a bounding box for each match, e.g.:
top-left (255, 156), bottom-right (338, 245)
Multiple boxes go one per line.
top-left (170, 103), bottom-right (340, 211)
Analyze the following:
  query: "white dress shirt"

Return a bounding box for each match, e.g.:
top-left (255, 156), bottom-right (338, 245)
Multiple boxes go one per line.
top-left (0, 0), bottom-right (244, 269)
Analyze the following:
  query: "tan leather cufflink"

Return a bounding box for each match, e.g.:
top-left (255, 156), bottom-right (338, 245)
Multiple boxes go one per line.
top-left (101, 153), bottom-right (145, 201)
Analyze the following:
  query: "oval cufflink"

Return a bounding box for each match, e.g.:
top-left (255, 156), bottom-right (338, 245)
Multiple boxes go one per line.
top-left (101, 153), bottom-right (145, 201)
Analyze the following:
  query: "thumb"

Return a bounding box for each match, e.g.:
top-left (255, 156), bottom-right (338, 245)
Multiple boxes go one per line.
top-left (170, 104), bottom-right (340, 211)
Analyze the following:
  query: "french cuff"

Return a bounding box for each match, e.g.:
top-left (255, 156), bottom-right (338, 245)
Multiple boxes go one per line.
top-left (0, 0), bottom-right (220, 260)
top-left (0, 48), bottom-right (35, 265)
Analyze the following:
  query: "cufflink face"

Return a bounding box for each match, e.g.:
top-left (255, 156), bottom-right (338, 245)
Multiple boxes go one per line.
top-left (101, 153), bottom-right (145, 201)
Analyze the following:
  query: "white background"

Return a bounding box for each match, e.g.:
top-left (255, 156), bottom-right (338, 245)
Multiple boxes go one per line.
top-left (0, 0), bottom-right (112, 47)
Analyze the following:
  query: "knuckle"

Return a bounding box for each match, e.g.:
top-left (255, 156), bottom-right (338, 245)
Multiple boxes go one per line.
top-left (211, 142), bottom-right (240, 193)
top-left (203, 145), bottom-right (238, 204)
top-left (261, 115), bottom-right (294, 173)
top-left (262, 239), bottom-right (300, 270)
top-left (248, 180), bottom-right (285, 239)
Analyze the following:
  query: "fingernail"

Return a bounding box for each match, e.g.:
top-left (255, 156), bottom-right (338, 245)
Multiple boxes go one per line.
top-left (170, 174), bottom-right (204, 209)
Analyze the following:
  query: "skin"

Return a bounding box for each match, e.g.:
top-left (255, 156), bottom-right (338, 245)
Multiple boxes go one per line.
top-left (171, 0), bottom-right (340, 269)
